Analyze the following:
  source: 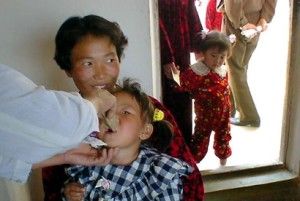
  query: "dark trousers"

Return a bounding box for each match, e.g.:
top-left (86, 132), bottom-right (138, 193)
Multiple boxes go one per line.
top-left (162, 77), bottom-right (193, 146)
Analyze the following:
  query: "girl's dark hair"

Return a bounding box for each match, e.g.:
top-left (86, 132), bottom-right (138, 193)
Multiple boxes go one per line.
top-left (54, 15), bottom-right (128, 72)
top-left (115, 78), bottom-right (173, 152)
top-left (194, 30), bottom-right (233, 56)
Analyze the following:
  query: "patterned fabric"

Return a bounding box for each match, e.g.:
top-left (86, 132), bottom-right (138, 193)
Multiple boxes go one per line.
top-left (171, 60), bottom-right (232, 162)
top-left (159, 0), bottom-right (203, 147)
top-left (206, 0), bottom-right (223, 31)
top-left (150, 97), bottom-right (204, 201)
top-left (63, 146), bottom-right (193, 201)
top-left (42, 96), bottom-right (205, 201)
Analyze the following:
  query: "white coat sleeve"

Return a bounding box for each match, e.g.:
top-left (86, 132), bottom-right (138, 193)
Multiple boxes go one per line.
top-left (0, 64), bottom-right (99, 183)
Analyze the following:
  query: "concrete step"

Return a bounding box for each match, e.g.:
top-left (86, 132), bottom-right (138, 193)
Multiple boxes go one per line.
top-left (203, 164), bottom-right (297, 193)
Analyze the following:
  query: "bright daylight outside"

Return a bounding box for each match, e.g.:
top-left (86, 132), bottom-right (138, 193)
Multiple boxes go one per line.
top-left (192, 0), bottom-right (289, 171)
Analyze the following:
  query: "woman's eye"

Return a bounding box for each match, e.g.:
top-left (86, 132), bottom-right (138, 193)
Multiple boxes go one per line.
top-left (106, 59), bottom-right (113, 63)
top-left (107, 56), bottom-right (119, 64)
top-left (122, 110), bottom-right (130, 115)
top-left (83, 61), bottom-right (92, 67)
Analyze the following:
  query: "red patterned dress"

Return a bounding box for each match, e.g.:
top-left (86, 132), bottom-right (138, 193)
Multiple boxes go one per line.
top-left (205, 0), bottom-right (223, 31)
top-left (42, 96), bottom-right (204, 201)
top-left (172, 59), bottom-right (232, 162)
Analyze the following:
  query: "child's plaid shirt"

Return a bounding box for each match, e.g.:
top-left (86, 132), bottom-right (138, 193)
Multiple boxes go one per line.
top-left (63, 145), bottom-right (193, 201)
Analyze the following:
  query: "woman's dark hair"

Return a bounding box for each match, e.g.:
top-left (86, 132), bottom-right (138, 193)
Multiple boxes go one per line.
top-left (115, 78), bottom-right (174, 152)
top-left (54, 15), bottom-right (128, 72)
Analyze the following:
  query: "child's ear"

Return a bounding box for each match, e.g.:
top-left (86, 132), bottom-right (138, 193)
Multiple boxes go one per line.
top-left (140, 123), bottom-right (153, 140)
top-left (194, 52), bottom-right (203, 60)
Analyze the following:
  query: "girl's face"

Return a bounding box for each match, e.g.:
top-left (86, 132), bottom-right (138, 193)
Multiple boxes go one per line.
top-left (99, 91), bottom-right (150, 150)
top-left (202, 47), bottom-right (227, 70)
top-left (66, 34), bottom-right (120, 94)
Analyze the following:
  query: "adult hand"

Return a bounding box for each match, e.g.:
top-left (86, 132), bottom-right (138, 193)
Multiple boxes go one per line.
top-left (32, 143), bottom-right (119, 169)
top-left (82, 88), bottom-right (117, 118)
top-left (257, 18), bottom-right (268, 32)
top-left (63, 143), bottom-right (119, 166)
top-left (240, 23), bottom-right (258, 39)
top-left (163, 62), bottom-right (176, 79)
top-left (170, 64), bottom-right (181, 85)
top-left (64, 182), bottom-right (85, 201)
top-left (241, 23), bottom-right (257, 31)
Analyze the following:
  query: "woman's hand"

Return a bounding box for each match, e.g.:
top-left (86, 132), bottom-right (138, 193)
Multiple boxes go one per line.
top-left (170, 63), bottom-right (181, 85)
top-left (163, 62), bottom-right (177, 79)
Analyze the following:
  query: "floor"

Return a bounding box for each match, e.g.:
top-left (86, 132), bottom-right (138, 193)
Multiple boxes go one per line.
top-left (194, 0), bottom-right (290, 171)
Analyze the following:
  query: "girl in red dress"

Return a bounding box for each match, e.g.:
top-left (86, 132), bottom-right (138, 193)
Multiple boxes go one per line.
top-left (171, 30), bottom-right (234, 165)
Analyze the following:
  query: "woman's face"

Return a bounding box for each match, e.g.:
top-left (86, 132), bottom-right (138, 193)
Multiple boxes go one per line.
top-left (67, 34), bottom-right (120, 95)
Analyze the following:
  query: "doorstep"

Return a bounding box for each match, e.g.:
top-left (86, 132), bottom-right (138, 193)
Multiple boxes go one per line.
top-left (202, 163), bottom-right (297, 193)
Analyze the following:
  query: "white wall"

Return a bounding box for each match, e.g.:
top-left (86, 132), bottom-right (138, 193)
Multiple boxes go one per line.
top-left (0, 0), bottom-right (157, 96)
top-left (0, 1), bottom-right (159, 200)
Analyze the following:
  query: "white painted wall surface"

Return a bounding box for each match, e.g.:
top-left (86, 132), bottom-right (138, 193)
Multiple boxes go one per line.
top-left (0, 0), bottom-right (156, 95)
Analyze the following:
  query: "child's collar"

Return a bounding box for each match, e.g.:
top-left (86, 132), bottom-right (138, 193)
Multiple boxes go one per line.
top-left (190, 59), bottom-right (227, 78)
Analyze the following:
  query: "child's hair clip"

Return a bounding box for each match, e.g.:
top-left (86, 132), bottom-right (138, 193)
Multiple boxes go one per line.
top-left (228, 34), bottom-right (236, 43)
top-left (153, 108), bottom-right (164, 122)
top-left (201, 29), bottom-right (208, 40)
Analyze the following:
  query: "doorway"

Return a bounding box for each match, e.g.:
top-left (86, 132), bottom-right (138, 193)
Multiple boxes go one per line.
top-left (193, 0), bottom-right (289, 171)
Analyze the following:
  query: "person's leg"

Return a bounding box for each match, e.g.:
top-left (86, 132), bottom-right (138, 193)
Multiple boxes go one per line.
top-left (213, 96), bottom-right (232, 165)
top-left (229, 87), bottom-right (236, 117)
top-left (190, 129), bottom-right (212, 162)
top-left (162, 77), bottom-right (193, 145)
top-left (238, 35), bottom-right (260, 122)
top-left (213, 119), bottom-right (232, 164)
top-left (228, 48), bottom-right (259, 120)
top-left (224, 16), bottom-right (260, 124)
top-left (190, 99), bottom-right (214, 162)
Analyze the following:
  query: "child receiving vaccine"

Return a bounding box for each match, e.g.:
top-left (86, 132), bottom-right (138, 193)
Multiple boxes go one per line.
top-left (171, 30), bottom-right (235, 165)
top-left (62, 78), bottom-right (193, 200)
top-left (42, 15), bottom-right (204, 201)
